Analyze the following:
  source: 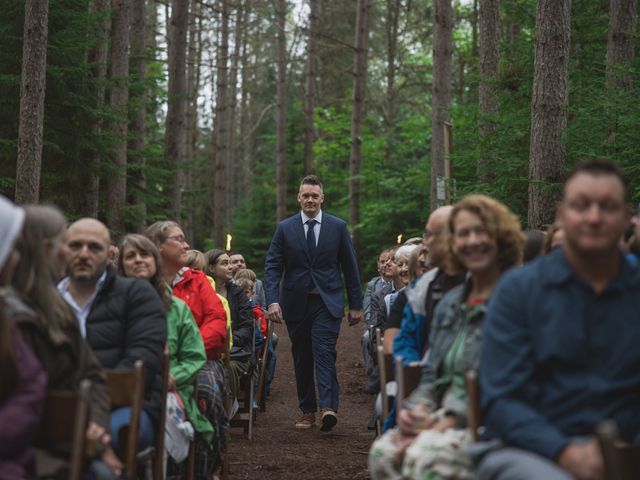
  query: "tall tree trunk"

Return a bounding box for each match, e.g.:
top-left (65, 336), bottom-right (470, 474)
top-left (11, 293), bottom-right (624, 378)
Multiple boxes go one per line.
top-left (227, 0), bottom-right (244, 226)
top-left (383, 0), bottom-right (400, 164)
top-left (275, 0), bottom-right (287, 222)
top-left (471, 0), bottom-right (479, 58)
top-left (106, 0), bottom-right (129, 234)
top-left (164, 0), bottom-right (189, 218)
top-left (348, 0), bottom-right (373, 260)
top-left (527, 0), bottom-right (571, 228)
top-left (477, 0), bottom-right (500, 181)
top-left (184, 0), bottom-right (201, 242)
top-left (238, 0), bottom-right (252, 200)
top-left (146, 0), bottom-right (160, 145)
top-left (303, 0), bottom-right (318, 175)
top-left (213, 0), bottom-right (230, 247)
top-left (430, 0), bottom-right (453, 211)
top-left (84, 0), bottom-right (110, 217)
top-left (606, 0), bottom-right (636, 91)
top-left (128, 0), bottom-right (147, 228)
top-left (15, 0), bottom-right (49, 204)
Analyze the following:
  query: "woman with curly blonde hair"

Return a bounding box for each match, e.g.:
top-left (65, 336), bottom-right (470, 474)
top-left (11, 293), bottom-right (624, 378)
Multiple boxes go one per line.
top-left (369, 194), bottom-right (523, 480)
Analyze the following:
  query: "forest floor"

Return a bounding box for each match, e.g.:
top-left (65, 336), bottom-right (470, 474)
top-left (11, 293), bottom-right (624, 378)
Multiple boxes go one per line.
top-left (227, 319), bottom-right (375, 479)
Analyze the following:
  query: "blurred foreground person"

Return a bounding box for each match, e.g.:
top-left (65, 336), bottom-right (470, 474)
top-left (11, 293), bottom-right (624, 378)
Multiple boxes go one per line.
top-left (369, 195), bottom-right (523, 480)
top-left (476, 159), bottom-right (639, 480)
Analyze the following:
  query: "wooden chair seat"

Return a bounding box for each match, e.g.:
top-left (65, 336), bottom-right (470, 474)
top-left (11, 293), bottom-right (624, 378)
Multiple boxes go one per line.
top-left (255, 318), bottom-right (274, 411)
top-left (394, 356), bottom-right (423, 416)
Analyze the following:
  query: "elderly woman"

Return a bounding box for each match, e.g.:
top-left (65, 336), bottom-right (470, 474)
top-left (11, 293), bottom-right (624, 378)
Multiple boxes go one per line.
top-left (369, 195), bottom-right (523, 480)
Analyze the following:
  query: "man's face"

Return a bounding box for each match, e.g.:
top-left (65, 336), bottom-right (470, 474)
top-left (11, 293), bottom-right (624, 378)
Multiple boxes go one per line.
top-left (423, 214), bottom-right (447, 267)
top-left (297, 184), bottom-right (324, 218)
top-left (229, 254), bottom-right (246, 274)
top-left (65, 222), bottom-right (110, 284)
top-left (558, 173), bottom-right (630, 256)
top-left (377, 252), bottom-right (389, 276)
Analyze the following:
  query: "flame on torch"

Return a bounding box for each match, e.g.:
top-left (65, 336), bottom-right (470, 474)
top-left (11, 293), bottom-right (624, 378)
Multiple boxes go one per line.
top-left (397, 234), bottom-right (403, 244)
top-left (226, 234), bottom-right (233, 251)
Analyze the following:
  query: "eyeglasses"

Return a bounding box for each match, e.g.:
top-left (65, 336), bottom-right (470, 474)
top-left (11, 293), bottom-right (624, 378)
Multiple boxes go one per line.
top-left (166, 235), bottom-right (188, 245)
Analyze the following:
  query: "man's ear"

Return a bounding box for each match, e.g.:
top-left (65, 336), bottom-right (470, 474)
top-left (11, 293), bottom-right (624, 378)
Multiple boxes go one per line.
top-left (108, 245), bottom-right (118, 262)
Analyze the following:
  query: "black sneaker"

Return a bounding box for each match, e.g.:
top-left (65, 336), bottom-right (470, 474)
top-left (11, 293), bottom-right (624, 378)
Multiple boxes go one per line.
top-left (320, 408), bottom-right (338, 432)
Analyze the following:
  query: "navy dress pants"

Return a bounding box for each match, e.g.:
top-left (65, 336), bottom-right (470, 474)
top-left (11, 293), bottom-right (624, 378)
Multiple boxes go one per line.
top-left (290, 294), bottom-right (341, 413)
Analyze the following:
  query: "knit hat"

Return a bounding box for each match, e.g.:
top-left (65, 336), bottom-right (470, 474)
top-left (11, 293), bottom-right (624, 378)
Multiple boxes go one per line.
top-left (0, 195), bottom-right (25, 270)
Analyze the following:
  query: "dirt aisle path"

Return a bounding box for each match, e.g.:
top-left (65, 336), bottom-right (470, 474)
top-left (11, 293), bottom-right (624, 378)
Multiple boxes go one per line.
top-left (228, 320), bottom-right (375, 479)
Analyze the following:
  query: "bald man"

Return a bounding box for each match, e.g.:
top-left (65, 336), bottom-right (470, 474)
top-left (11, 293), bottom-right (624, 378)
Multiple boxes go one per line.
top-left (58, 218), bottom-right (167, 456)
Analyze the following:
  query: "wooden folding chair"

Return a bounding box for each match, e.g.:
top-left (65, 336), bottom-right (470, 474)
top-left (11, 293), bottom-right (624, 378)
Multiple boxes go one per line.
top-left (105, 360), bottom-right (145, 480)
top-left (597, 420), bottom-right (640, 480)
top-left (137, 350), bottom-right (170, 480)
top-left (376, 345), bottom-right (393, 427)
top-left (394, 356), bottom-right (422, 419)
top-left (255, 317), bottom-right (274, 410)
top-left (465, 369), bottom-right (482, 442)
top-left (36, 380), bottom-right (92, 480)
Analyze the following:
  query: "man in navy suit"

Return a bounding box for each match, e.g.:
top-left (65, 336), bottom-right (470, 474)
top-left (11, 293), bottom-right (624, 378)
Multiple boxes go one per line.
top-left (264, 175), bottom-right (363, 431)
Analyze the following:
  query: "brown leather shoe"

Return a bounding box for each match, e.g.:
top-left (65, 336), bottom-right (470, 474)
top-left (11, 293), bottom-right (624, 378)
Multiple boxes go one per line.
top-left (295, 412), bottom-right (316, 429)
top-left (320, 408), bottom-right (337, 432)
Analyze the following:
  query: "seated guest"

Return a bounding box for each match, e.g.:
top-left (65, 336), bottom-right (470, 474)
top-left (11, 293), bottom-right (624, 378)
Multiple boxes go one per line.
top-left (522, 229), bottom-right (545, 263)
top-left (369, 195), bottom-right (523, 480)
top-left (146, 221), bottom-right (229, 477)
top-left (204, 250), bottom-right (255, 400)
top-left (476, 159), bottom-right (640, 480)
top-left (58, 218), bottom-right (166, 457)
top-left (0, 197), bottom-right (47, 479)
top-left (362, 247), bottom-right (399, 394)
top-left (543, 222), bottom-right (564, 254)
top-left (118, 235), bottom-right (221, 473)
top-left (229, 252), bottom-right (266, 308)
top-left (12, 205), bottom-right (116, 477)
top-left (381, 245), bottom-right (429, 352)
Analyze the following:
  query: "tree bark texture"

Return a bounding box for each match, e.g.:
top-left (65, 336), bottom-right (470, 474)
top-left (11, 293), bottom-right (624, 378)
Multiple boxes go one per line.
top-left (303, 0), bottom-right (318, 175)
top-left (348, 0), bottom-right (373, 259)
top-left (128, 0), bottom-right (147, 228)
top-left (227, 0), bottom-right (244, 225)
top-left (477, 0), bottom-right (500, 181)
top-left (15, 0), bottom-right (49, 204)
top-left (606, 0), bottom-right (636, 91)
top-left (238, 0), bottom-right (252, 201)
top-left (164, 0), bottom-right (189, 218)
top-left (384, 0), bottom-right (400, 164)
top-left (213, 0), bottom-right (230, 247)
top-left (184, 0), bottom-right (201, 242)
top-left (275, 0), bottom-right (287, 222)
top-left (83, 0), bottom-right (110, 217)
top-left (106, 0), bottom-right (129, 234)
top-left (527, 0), bottom-right (571, 228)
top-left (430, 0), bottom-right (453, 211)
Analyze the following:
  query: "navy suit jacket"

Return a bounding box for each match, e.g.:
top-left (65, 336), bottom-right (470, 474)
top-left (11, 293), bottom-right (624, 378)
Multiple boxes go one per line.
top-left (264, 212), bottom-right (363, 332)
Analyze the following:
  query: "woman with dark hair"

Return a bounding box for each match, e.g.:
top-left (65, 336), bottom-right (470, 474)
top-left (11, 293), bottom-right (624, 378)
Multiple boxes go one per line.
top-left (10, 204), bottom-right (118, 478)
top-left (118, 234), bottom-right (226, 478)
top-left (369, 194), bottom-right (524, 480)
top-left (204, 249), bottom-right (255, 400)
top-left (0, 196), bottom-right (47, 479)
top-left (145, 222), bottom-right (229, 478)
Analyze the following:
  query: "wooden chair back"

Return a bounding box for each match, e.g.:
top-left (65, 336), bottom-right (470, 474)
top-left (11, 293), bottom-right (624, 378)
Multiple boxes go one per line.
top-left (376, 345), bottom-right (391, 425)
top-left (465, 370), bottom-right (482, 441)
top-left (394, 356), bottom-right (422, 417)
top-left (255, 317), bottom-right (274, 409)
top-left (597, 420), bottom-right (640, 480)
top-left (105, 360), bottom-right (145, 479)
top-left (36, 380), bottom-right (91, 480)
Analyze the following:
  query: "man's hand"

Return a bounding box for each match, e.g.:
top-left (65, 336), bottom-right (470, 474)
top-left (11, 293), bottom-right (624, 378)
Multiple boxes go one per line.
top-left (86, 421), bottom-right (110, 445)
top-left (268, 303), bottom-right (283, 324)
top-left (348, 309), bottom-right (362, 326)
top-left (557, 439), bottom-right (604, 480)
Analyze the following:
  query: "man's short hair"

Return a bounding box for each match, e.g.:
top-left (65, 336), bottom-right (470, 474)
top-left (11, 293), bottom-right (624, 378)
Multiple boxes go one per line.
top-left (565, 158), bottom-right (629, 202)
top-left (300, 175), bottom-right (323, 191)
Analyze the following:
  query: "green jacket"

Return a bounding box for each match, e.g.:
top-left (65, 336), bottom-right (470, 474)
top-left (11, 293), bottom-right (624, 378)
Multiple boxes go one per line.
top-left (167, 291), bottom-right (214, 445)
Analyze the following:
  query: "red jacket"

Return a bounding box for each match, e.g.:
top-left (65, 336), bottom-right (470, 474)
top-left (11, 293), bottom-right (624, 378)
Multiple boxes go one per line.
top-left (252, 305), bottom-right (267, 338)
top-left (172, 268), bottom-right (227, 359)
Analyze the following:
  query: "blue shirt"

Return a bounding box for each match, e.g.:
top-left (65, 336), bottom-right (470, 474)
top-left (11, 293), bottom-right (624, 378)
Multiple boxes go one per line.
top-left (480, 247), bottom-right (640, 460)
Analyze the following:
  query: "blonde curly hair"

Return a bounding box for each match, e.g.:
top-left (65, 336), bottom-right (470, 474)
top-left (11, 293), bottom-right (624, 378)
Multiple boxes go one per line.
top-left (444, 194), bottom-right (524, 274)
